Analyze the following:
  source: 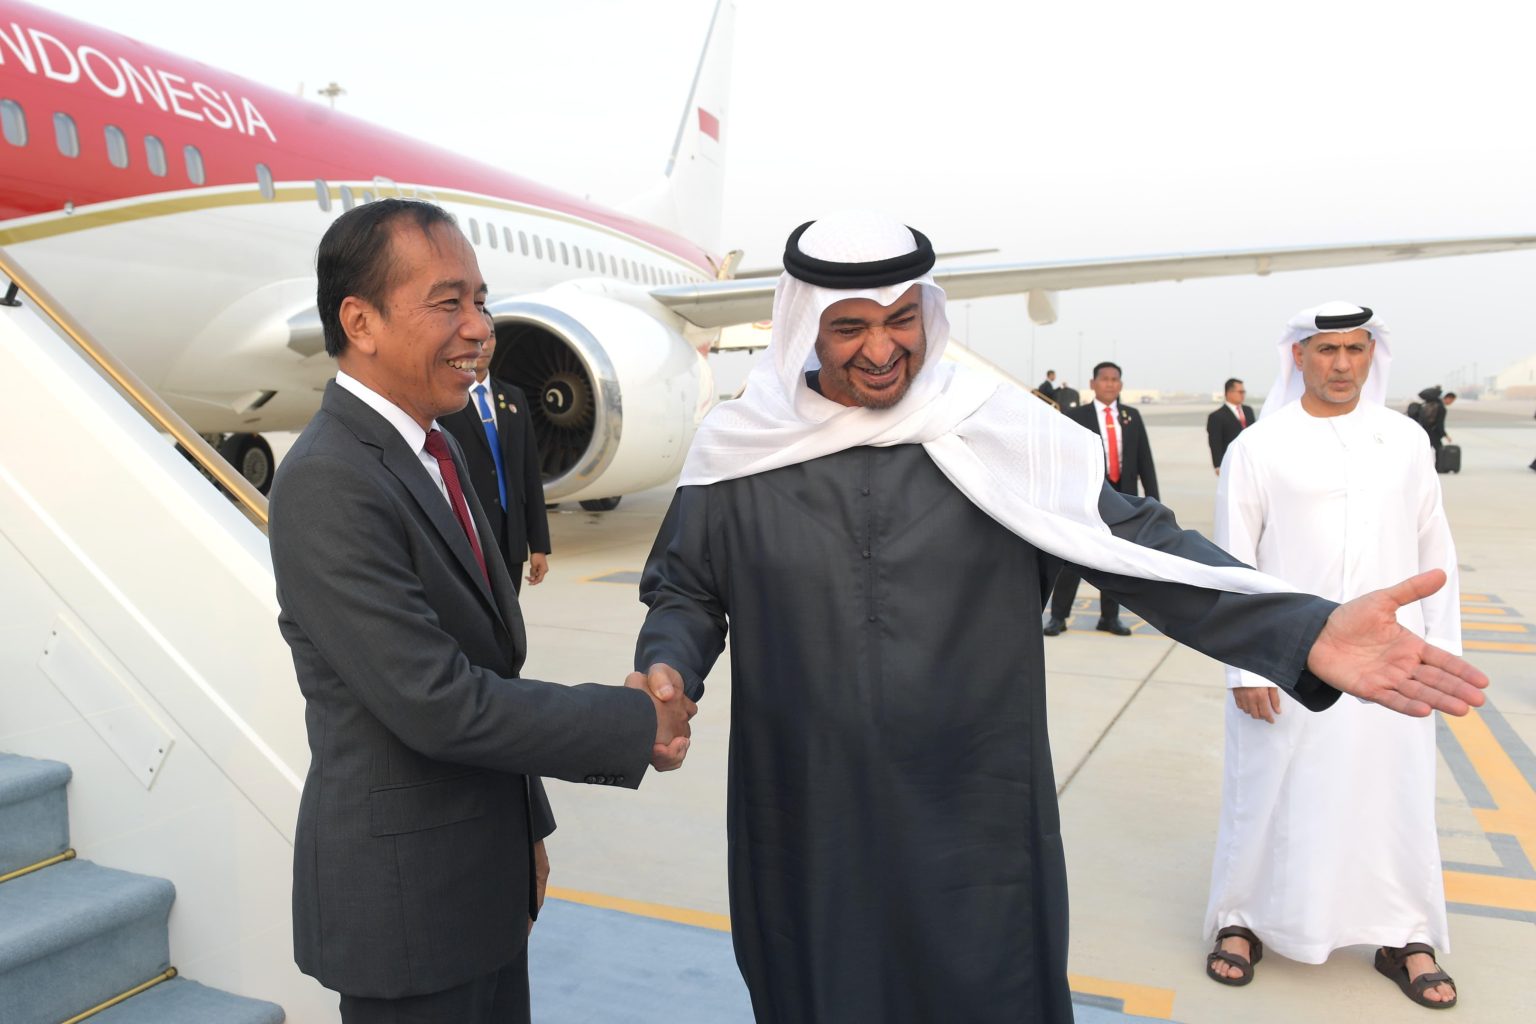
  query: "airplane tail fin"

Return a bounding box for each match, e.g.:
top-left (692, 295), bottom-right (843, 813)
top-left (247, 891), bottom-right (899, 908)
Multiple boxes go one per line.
top-left (623, 0), bottom-right (734, 256)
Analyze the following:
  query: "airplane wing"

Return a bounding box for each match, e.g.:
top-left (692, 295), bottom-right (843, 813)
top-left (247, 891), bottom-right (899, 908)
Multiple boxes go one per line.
top-left (651, 233), bottom-right (1536, 335)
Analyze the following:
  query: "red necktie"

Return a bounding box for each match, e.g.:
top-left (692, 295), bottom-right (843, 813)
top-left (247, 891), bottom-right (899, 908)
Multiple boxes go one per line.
top-left (424, 428), bottom-right (490, 586)
top-left (1236, 406), bottom-right (1246, 427)
top-left (1104, 406), bottom-right (1121, 484)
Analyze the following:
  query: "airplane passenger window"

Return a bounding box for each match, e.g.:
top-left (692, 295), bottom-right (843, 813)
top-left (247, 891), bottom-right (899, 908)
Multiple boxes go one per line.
top-left (144, 135), bottom-right (167, 177)
top-left (586, 248), bottom-right (595, 269)
top-left (314, 179), bottom-right (332, 211)
top-left (255, 162), bottom-right (275, 199)
top-left (572, 247), bottom-right (582, 269)
top-left (184, 145), bottom-right (205, 185)
top-left (468, 218), bottom-right (481, 244)
top-left (104, 125), bottom-right (128, 168)
top-left (0, 99), bottom-right (25, 147)
top-left (503, 227), bottom-right (514, 251)
top-left (545, 237), bottom-right (556, 261)
top-left (518, 231), bottom-right (529, 256)
top-left (488, 222), bottom-right (498, 248)
top-left (597, 253), bottom-right (607, 274)
top-left (533, 235), bottom-right (543, 259)
top-left (559, 242), bottom-right (569, 265)
top-left (53, 112), bottom-right (79, 158)
top-left (339, 185), bottom-right (355, 210)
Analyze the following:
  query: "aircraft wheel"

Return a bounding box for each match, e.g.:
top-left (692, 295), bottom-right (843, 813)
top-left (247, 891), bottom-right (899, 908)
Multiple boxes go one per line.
top-left (219, 433), bottom-right (276, 494)
top-left (579, 496), bottom-right (622, 512)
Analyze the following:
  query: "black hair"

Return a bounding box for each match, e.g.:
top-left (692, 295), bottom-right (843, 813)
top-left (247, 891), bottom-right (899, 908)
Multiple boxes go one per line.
top-left (316, 199), bottom-right (458, 357)
top-left (1224, 377), bottom-right (1244, 393)
top-left (1091, 361), bottom-right (1122, 379)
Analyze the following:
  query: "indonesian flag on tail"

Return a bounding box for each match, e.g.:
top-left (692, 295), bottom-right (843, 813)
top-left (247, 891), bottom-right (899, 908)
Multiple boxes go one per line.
top-left (697, 107), bottom-right (721, 141)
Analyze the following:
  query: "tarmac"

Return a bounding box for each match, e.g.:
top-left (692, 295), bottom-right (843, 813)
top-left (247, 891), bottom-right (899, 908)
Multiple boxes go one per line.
top-left (513, 400), bottom-right (1536, 1023)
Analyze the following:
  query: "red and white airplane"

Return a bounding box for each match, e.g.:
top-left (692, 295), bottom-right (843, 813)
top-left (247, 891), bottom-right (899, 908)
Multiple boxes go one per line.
top-left (3, 0), bottom-right (1533, 504)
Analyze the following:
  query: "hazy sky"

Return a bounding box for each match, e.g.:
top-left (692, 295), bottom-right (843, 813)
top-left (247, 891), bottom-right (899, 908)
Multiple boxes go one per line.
top-left (38, 0), bottom-right (1536, 398)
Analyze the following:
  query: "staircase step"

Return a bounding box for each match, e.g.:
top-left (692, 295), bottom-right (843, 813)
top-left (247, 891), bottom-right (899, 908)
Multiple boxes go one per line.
top-left (0, 859), bottom-right (174, 1024)
top-left (0, 753), bottom-right (71, 875)
top-left (89, 977), bottom-right (285, 1024)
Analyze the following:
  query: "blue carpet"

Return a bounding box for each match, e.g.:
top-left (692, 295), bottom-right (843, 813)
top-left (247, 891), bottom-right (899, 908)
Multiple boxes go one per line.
top-left (530, 898), bottom-right (1181, 1023)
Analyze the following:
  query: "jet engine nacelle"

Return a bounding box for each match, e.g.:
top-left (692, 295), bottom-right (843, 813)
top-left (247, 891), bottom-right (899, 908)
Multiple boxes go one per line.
top-left (487, 288), bottom-right (713, 503)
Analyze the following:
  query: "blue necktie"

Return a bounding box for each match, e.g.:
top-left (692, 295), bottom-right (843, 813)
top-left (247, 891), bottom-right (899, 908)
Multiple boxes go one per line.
top-left (473, 384), bottom-right (507, 509)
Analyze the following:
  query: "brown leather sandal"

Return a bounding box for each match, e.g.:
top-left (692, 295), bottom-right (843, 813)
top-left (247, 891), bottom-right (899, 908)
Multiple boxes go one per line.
top-left (1205, 925), bottom-right (1263, 986)
top-left (1375, 943), bottom-right (1457, 1009)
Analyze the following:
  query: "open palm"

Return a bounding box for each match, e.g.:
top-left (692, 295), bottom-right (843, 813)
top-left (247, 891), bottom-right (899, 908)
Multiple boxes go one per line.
top-left (1306, 570), bottom-right (1488, 716)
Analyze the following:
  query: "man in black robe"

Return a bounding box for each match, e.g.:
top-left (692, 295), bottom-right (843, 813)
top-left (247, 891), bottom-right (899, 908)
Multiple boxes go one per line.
top-left (633, 212), bottom-right (1487, 1024)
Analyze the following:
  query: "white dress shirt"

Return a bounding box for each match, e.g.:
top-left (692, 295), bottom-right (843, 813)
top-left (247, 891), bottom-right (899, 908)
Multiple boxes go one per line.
top-left (335, 370), bottom-right (451, 506)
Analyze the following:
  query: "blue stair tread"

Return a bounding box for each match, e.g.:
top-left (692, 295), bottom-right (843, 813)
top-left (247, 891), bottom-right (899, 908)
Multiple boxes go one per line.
top-left (0, 753), bottom-right (71, 805)
top-left (0, 859), bottom-right (173, 966)
top-left (89, 977), bottom-right (284, 1024)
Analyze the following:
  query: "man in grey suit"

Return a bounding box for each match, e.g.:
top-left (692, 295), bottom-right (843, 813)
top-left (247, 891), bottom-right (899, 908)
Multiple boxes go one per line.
top-left (269, 199), bottom-right (694, 1023)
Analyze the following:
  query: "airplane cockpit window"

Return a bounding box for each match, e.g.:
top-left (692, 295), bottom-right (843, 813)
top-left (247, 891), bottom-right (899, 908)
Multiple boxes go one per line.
top-left (104, 125), bottom-right (128, 168)
top-left (184, 145), bottom-right (205, 185)
top-left (0, 99), bottom-right (25, 146)
top-left (314, 180), bottom-right (332, 211)
top-left (468, 218), bottom-right (481, 244)
top-left (339, 184), bottom-right (355, 211)
top-left (53, 112), bottom-right (79, 158)
top-left (256, 162), bottom-right (275, 200)
top-left (144, 135), bottom-right (167, 176)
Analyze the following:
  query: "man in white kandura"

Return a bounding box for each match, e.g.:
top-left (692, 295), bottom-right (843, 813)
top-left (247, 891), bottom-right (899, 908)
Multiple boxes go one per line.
top-left (1203, 302), bottom-right (1460, 1010)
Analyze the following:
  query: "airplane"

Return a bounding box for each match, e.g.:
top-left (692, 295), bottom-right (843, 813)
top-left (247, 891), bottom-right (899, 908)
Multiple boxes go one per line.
top-left (3, 0), bottom-right (1535, 508)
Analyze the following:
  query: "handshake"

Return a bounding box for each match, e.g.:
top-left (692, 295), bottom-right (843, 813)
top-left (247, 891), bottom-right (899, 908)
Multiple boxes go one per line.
top-left (625, 663), bottom-right (697, 771)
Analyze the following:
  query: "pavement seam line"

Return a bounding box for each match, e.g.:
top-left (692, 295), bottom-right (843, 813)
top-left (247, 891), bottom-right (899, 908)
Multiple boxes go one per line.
top-left (1056, 639), bottom-right (1178, 797)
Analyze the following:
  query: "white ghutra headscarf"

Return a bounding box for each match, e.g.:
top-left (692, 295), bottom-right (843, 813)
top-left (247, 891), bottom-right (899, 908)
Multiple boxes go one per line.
top-left (1260, 301), bottom-right (1392, 419)
top-left (680, 210), bottom-right (1294, 594)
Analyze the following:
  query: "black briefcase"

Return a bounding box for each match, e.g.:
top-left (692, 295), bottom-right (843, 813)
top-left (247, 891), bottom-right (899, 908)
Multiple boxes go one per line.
top-left (1436, 444), bottom-right (1461, 474)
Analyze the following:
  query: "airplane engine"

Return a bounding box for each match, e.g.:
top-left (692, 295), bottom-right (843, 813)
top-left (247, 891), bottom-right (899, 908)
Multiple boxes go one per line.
top-left (487, 290), bottom-right (713, 503)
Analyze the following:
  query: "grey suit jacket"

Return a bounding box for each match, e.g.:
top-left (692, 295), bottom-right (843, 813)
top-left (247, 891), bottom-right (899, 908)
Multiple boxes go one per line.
top-left (270, 381), bottom-right (655, 998)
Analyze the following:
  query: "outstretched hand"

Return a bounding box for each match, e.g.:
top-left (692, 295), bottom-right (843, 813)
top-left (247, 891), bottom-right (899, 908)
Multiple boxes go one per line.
top-left (1306, 569), bottom-right (1488, 717)
top-left (625, 663), bottom-right (698, 770)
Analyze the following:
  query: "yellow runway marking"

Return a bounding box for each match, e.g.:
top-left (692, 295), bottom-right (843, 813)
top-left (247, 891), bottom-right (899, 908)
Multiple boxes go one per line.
top-left (1461, 605), bottom-right (1511, 616)
top-left (1462, 620), bottom-right (1531, 634)
top-left (1066, 974), bottom-right (1176, 1018)
top-left (547, 886), bottom-right (732, 932)
top-left (1460, 594), bottom-right (1492, 603)
top-left (1464, 640), bottom-right (1536, 653)
top-left (1442, 711), bottom-right (1536, 912)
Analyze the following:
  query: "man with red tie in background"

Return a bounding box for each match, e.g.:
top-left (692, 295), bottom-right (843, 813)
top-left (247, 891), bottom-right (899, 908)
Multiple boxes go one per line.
top-left (440, 332), bottom-right (551, 593)
top-left (1043, 361), bottom-right (1160, 636)
top-left (1206, 377), bottom-right (1255, 474)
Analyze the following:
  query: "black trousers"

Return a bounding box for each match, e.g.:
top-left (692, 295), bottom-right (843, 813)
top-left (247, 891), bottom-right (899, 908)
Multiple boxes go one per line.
top-left (339, 949), bottom-right (529, 1024)
top-left (1049, 567), bottom-right (1118, 623)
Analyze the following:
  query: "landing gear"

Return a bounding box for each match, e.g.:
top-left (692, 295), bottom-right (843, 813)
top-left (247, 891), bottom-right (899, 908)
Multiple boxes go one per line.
top-left (579, 496), bottom-right (622, 512)
top-left (216, 433), bottom-right (275, 494)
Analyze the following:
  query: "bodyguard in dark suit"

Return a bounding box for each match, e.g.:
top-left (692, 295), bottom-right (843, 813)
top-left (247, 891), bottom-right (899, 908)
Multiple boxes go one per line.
top-left (440, 337), bottom-right (551, 593)
top-left (1206, 377), bottom-right (1255, 473)
top-left (268, 200), bottom-right (694, 1024)
top-left (1044, 360), bottom-right (1160, 636)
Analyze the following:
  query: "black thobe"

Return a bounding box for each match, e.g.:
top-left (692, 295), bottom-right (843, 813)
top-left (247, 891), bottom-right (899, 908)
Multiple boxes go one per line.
top-left (636, 444), bottom-right (1339, 1023)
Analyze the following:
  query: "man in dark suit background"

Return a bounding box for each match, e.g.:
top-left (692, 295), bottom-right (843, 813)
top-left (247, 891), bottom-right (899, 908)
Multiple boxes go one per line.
top-left (1043, 360), bottom-right (1160, 636)
top-left (1206, 377), bottom-right (1255, 474)
top-left (268, 200), bottom-right (694, 1024)
top-left (1037, 368), bottom-right (1057, 401)
top-left (441, 332), bottom-right (551, 593)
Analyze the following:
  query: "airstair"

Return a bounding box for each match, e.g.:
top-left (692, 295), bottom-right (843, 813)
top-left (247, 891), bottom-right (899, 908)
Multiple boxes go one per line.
top-left (0, 254), bottom-right (330, 1018)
